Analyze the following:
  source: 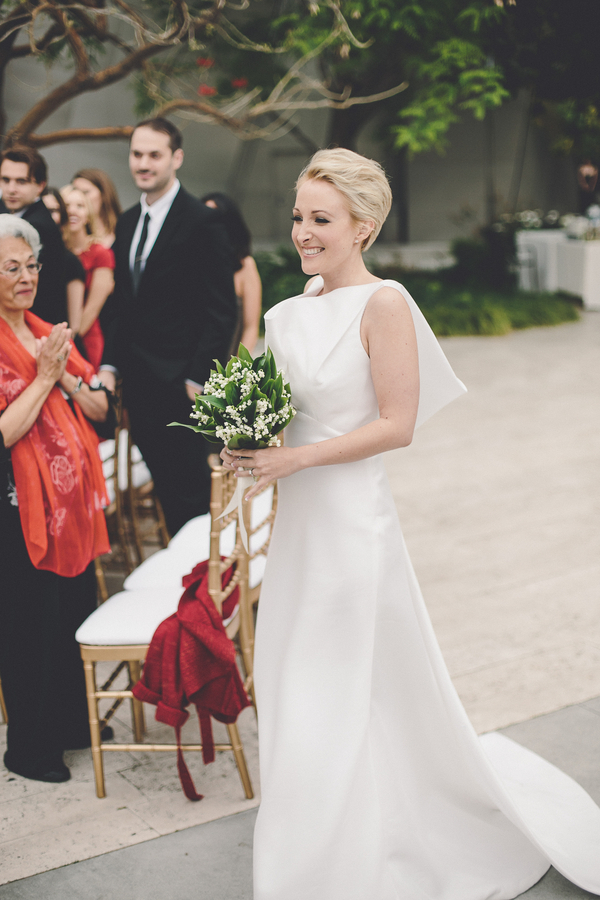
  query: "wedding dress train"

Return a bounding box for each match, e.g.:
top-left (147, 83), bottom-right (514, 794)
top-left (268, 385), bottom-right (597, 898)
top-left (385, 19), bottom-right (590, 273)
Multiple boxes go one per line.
top-left (253, 277), bottom-right (600, 900)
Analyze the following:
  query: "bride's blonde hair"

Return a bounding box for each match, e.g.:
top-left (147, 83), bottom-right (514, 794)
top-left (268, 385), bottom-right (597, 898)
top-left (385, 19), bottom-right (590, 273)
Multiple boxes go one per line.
top-left (295, 148), bottom-right (392, 251)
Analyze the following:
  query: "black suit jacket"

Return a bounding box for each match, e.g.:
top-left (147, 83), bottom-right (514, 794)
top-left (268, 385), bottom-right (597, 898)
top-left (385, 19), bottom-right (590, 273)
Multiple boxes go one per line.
top-left (103, 186), bottom-right (237, 388)
top-left (0, 198), bottom-right (68, 324)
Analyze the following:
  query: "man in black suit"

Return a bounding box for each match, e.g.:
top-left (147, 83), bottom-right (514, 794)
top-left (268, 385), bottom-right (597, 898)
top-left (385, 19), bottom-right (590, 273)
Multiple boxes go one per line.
top-left (0, 147), bottom-right (67, 324)
top-left (100, 118), bottom-right (237, 536)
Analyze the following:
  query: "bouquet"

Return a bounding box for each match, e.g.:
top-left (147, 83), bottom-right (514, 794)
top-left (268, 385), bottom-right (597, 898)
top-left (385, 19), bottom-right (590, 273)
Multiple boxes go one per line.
top-left (171, 344), bottom-right (295, 548)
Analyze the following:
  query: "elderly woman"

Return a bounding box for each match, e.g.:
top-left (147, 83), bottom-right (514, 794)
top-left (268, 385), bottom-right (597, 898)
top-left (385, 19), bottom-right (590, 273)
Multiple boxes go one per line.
top-left (0, 215), bottom-right (110, 783)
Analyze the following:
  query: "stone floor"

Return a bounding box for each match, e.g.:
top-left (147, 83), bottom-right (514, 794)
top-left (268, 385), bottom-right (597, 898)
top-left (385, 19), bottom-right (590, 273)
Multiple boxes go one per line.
top-left (0, 312), bottom-right (598, 893)
top-left (2, 696), bottom-right (600, 899)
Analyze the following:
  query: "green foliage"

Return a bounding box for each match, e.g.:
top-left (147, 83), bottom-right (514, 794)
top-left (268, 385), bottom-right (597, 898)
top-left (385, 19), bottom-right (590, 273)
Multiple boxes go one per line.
top-left (268, 0), bottom-right (510, 154)
top-left (255, 245), bottom-right (307, 321)
top-left (372, 269), bottom-right (580, 336)
top-left (448, 228), bottom-right (516, 291)
top-left (540, 101), bottom-right (600, 164)
top-left (393, 40), bottom-right (508, 155)
top-left (254, 246), bottom-right (580, 338)
top-left (486, 0), bottom-right (600, 164)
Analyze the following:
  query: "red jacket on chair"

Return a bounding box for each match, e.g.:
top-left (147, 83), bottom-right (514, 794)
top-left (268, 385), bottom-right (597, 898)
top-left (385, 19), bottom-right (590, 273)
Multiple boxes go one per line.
top-left (132, 559), bottom-right (251, 800)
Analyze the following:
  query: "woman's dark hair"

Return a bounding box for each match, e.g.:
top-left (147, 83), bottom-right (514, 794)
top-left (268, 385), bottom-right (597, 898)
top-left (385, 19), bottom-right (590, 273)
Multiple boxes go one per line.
top-left (200, 192), bottom-right (251, 271)
top-left (42, 186), bottom-right (68, 228)
top-left (72, 167), bottom-right (122, 235)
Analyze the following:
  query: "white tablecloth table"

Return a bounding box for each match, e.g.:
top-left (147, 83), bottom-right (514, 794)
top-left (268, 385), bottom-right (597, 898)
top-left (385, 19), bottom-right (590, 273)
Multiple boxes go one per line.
top-left (555, 240), bottom-right (600, 311)
top-left (516, 230), bottom-right (568, 292)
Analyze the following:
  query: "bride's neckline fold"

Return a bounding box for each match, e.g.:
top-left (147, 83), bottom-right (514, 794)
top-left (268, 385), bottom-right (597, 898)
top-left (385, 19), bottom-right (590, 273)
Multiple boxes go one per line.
top-left (305, 276), bottom-right (385, 298)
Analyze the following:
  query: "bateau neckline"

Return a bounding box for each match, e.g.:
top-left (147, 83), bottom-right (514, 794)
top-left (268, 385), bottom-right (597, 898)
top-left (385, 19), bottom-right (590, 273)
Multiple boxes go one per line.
top-left (305, 276), bottom-right (385, 298)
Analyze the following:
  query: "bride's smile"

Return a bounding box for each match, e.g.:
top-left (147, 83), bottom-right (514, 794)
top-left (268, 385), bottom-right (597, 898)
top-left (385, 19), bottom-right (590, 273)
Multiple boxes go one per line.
top-left (291, 178), bottom-right (374, 292)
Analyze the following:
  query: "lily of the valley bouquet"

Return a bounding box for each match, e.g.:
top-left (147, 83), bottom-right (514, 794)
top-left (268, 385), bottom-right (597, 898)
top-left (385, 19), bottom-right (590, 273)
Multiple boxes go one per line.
top-left (172, 344), bottom-right (295, 548)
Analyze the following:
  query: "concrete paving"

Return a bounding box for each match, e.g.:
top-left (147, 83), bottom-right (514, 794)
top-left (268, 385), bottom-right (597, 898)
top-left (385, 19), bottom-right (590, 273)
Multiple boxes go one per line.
top-left (0, 312), bottom-right (598, 893)
top-left (2, 695), bottom-right (600, 899)
top-left (385, 312), bottom-right (600, 732)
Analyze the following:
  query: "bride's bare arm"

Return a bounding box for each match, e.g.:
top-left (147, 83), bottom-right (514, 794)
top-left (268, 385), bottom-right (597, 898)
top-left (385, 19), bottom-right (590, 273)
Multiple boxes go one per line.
top-left (222, 286), bottom-right (419, 498)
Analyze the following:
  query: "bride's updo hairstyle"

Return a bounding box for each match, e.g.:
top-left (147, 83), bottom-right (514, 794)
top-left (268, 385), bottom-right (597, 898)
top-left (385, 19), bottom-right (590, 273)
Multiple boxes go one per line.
top-left (295, 148), bottom-right (392, 251)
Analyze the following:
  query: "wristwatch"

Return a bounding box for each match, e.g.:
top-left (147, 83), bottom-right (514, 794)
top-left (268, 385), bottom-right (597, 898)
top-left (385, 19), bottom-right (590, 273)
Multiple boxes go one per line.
top-left (69, 376), bottom-right (83, 396)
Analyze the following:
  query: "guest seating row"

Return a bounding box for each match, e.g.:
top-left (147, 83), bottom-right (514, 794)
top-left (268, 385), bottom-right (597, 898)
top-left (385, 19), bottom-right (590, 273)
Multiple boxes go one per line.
top-left (76, 465), bottom-right (276, 799)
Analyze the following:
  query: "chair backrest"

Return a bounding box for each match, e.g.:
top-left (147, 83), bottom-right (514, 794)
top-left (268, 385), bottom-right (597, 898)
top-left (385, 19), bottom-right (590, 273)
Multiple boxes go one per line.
top-left (207, 466), bottom-right (277, 697)
top-left (207, 467), bottom-right (277, 612)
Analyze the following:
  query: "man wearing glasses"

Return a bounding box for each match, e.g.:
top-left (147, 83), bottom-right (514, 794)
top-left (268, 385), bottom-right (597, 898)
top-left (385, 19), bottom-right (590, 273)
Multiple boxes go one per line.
top-left (0, 147), bottom-right (67, 325)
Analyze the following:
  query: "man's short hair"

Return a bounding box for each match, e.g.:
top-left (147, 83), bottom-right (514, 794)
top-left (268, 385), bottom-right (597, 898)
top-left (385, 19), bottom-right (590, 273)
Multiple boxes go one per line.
top-left (132, 117), bottom-right (183, 153)
top-left (0, 147), bottom-right (48, 184)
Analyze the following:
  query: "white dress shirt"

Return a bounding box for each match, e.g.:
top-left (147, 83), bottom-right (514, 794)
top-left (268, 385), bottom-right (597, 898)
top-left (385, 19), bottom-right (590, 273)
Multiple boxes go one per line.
top-left (128, 178), bottom-right (181, 274)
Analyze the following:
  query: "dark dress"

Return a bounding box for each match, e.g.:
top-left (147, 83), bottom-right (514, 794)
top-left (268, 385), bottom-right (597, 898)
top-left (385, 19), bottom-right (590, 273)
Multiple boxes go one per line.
top-left (0, 431), bottom-right (97, 770)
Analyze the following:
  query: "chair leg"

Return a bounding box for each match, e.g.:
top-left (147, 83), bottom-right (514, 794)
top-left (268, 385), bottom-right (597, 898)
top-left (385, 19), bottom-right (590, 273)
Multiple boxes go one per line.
top-left (94, 557), bottom-right (109, 605)
top-left (0, 677), bottom-right (7, 724)
top-left (82, 660), bottom-right (106, 799)
top-left (128, 660), bottom-right (146, 742)
top-left (226, 721), bottom-right (253, 800)
top-left (154, 496), bottom-right (171, 547)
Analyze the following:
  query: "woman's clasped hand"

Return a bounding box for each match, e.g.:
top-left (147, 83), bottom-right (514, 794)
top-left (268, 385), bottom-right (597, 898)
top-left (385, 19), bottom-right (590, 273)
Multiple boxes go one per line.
top-left (35, 321), bottom-right (72, 383)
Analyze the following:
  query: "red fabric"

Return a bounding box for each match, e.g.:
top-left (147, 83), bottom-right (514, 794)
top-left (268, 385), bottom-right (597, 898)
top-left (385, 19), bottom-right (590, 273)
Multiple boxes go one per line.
top-left (132, 559), bottom-right (251, 801)
top-left (79, 244), bottom-right (115, 371)
top-left (81, 321), bottom-right (104, 371)
top-left (0, 312), bottom-right (110, 575)
top-left (78, 243), bottom-right (115, 293)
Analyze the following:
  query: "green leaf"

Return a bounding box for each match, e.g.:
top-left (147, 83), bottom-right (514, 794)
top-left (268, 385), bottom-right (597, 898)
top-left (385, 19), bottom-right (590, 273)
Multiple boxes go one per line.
top-left (167, 422), bottom-right (205, 432)
top-left (214, 359), bottom-right (225, 376)
top-left (273, 372), bottom-right (284, 397)
top-left (202, 394), bottom-right (227, 410)
top-left (237, 343), bottom-right (254, 364)
top-left (265, 347), bottom-right (277, 380)
top-left (227, 434), bottom-right (261, 450)
top-left (225, 381), bottom-right (239, 405)
top-left (261, 377), bottom-right (276, 397)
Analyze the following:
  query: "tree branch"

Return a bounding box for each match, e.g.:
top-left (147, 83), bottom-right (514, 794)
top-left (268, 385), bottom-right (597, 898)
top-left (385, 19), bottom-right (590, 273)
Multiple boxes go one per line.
top-left (26, 124), bottom-right (134, 146)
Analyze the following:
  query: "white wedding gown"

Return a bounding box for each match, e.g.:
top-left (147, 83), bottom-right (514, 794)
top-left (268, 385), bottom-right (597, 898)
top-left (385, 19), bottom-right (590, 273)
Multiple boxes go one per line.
top-left (253, 277), bottom-right (600, 900)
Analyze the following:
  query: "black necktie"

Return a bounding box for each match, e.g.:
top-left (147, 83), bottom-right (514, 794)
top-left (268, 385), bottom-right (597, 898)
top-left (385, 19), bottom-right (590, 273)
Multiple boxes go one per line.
top-left (132, 212), bottom-right (150, 292)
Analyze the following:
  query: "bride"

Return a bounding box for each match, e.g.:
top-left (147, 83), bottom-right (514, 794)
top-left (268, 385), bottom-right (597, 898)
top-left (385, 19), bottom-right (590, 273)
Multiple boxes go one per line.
top-left (221, 149), bottom-right (600, 900)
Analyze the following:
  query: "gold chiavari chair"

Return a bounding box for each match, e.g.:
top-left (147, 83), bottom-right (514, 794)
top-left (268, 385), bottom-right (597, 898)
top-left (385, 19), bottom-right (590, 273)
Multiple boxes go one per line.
top-left (121, 408), bottom-right (170, 566)
top-left (0, 677), bottom-right (7, 724)
top-left (97, 391), bottom-right (170, 592)
top-left (76, 465), bottom-right (275, 799)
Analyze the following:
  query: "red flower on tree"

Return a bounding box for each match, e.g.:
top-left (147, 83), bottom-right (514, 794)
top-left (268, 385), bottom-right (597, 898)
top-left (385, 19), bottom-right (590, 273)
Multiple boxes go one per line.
top-left (196, 57), bottom-right (214, 68)
top-left (231, 77), bottom-right (249, 89)
top-left (197, 84), bottom-right (217, 96)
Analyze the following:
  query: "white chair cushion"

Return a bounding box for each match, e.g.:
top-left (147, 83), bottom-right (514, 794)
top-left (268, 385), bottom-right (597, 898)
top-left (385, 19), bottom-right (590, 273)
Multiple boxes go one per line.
top-left (98, 439), bottom-right (115, 463)
top-left (123, 516), bottom-right (237, 591)
top-left (76, 588), bottom-right (183, 646)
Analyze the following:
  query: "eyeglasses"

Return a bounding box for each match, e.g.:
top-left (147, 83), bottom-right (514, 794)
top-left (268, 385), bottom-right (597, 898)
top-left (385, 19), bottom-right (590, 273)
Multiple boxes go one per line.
top-left (0, 262), bottom-right (42, 279)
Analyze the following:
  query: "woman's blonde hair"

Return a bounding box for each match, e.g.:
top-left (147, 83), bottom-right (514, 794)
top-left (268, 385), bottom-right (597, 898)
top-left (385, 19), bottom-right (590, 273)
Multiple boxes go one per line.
top-left (296, 148), bottom-right (392, 251)
top-left (60, 184), bottom-right (99, 248)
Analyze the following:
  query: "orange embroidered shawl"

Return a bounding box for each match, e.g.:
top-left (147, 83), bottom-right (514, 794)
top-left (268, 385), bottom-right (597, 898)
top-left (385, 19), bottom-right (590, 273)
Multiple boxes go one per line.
top-left (0, 312), bottom-right (110, 576)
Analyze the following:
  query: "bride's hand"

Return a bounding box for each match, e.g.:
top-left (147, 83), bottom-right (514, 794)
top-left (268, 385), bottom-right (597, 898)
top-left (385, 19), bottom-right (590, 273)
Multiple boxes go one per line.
top-left (220, 445), bottom-right (304, 500)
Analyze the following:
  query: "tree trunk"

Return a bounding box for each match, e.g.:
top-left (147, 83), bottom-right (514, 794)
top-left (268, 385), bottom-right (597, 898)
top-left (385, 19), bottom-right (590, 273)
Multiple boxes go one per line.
top-left (326, 105), bottom-right (374, 150)
top-left (388, 148), bottom-right (409, 243)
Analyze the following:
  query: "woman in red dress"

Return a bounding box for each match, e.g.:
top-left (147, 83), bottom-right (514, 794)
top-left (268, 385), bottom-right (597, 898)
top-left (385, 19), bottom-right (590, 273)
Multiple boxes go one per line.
top-left (61, 185), bottom-right (115, 370)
